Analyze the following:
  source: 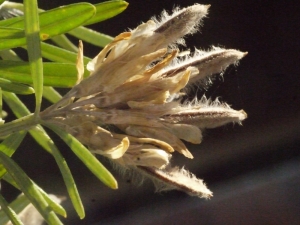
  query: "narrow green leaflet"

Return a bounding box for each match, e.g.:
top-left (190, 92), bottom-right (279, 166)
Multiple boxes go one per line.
top-left (50, 35), bottom-right (78, 53)
top-left (0, 61), bottom-right (90, 87)
top-left (0, 15), bottom-right (20, 27)
top-left (44, 135), bottom-right (85, 219)
top-left (0, 166), bottom-right (9, 180)
top-left (4, 174), bottom-right (67, 218)
top-left (0, 194), bottom-right (23, 225)
top-left (44, 123), bottom-right (118, 190)
top-left (40, 42), bottom-right (91, 64)
top-left (0, 27), bottom-right (24, 39)
top-left (0, 131), bottom-right (27, 179)
top-left (0, 194), bottom-right (29, 225)
top-left (83, 1), bottom-right (128, 26)
top-left (0, 49), bottom-right (22, 61)
top-left (0, 132), bottom-right (26, 157)
top-left (0, 152), bottom-right (63, 224)
top-left (0, 3), bottom-right (96, 50)
top-left (38, 3), bottom-right (95, 41)
top-left (29, 126), bottom-right (51, 154)
top-left (24, 0), bottom-right (43, 115)
top-left (2, 91), bottom-right (30, 118)
top-left (0, 194), bottom-right (30, 220)
top-left (69, 27), bottom-right (113, 48)
top-left (0, 87), bottom-right (2, 118)
top-left (0, 131), bottom-right (27, 157)
top-left (43, 87), bottom-right (62, 104)
top-left (0, 78), bottom-right (34, 95)
top-left (36, 185), bottom-right (66, 218)
top-left (26, 125), bottom-right (85, 219)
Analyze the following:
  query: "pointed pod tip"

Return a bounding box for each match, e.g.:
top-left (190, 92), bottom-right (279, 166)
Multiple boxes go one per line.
top-left (239, 110), bottom-right (248, 120)
top-left (205, 4), bottom-right (211, 9)
top-left (226, 49), bottom-right (248, 61)
top-left (191, 3), bottom-right (211, 14)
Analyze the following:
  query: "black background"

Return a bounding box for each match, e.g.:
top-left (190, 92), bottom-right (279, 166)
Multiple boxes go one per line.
top-left (2, 0), bottom-right (300, 224)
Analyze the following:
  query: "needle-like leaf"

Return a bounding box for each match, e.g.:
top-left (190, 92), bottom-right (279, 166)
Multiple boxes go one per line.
top-left (44, 123), bottom-right (118, 190)
top-left (0, 152), bottom-right (63, 224)
top-left (24, 0), bottom-right (43, 114)
top-left (0, 193), bottom-right (23, 225)
top-left (0, 61), bottom-right (90, 87)
top-left (0, 3), bottom-right (96, 50)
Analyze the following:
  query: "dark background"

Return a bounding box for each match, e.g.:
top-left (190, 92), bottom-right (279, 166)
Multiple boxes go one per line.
top-left (2, 0), bottom-right (300, 224)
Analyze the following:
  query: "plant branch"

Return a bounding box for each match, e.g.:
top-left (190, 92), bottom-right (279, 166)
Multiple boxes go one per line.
top-left (0, 114), bottom-right (36, 137)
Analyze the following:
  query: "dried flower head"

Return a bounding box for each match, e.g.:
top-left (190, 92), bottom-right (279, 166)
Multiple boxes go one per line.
top-left (40, 4), bottom-right (247, 198)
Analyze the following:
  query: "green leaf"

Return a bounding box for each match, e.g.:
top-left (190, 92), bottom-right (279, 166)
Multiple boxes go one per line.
top-left (24, 0), bottom-right (43, 115)
top-left (37, 186), bottom-right (66, 218)
top-left (29, 126), bottom-right (51, 154)
top-left (0, 151), bottom-right (63, 224)
top-left (26, 125), bottom-right (84, 219)
top-left (43, 87), bottom-right (62, 104)
top-left (69, 27), bottom-right (113, 48)
top-left (0, 61), bottom-right (90, 87)
top-left (0, 131), bottom-right (27, 179)
top-left (0, 27), bottom-right (24, 39)
top-left (44, 123), bottom-right (118, 190)
top-left (0, 3), bottom-right (96, 50)
top-left (50, 35), bottom-right (78, 52)
top-left (0, 163), bottom-right (5, 179)
top-left (0, 194), bottom-right (29, 225)
top-left (4, 173), bottom-right (67, 218)
top-left (0, 77), bottom-right (34, 95)
top-left (40, 42), bottom-right (91, 64)
top-left (0, 87), bottom-right (2, 116)
top-left (83, 0), bottom-right (128, 26)
top-left (0, 49), bottom-right (22, 61)
top-left (2, 92), bottom-right (30, 118)
top-left (42, 133), bottom-right (85, 219)
top-left (1, 194), bottom-right (30, 219)
top-left (38, 3), bottom-right (96, 41)
top-left (0, 13), bottom-right (22, 27)
top-left (0, 131), bottom-right (27, 156)
top-left (0, 194), bottom-right (23, 225)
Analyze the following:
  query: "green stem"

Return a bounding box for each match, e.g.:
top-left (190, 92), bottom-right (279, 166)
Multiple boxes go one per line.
top-left (0, 114), bottom-right (36, 137)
